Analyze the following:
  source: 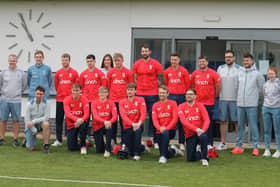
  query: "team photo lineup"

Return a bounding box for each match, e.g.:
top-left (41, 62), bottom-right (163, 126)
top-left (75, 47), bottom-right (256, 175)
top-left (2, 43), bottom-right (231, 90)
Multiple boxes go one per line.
top-left (1, 44), bottom-right (280, 167)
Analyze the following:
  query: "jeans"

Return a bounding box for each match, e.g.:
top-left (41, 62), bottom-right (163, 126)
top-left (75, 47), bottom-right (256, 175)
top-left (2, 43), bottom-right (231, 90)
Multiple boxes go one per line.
top-left (139, 95), bottom-right (159, 143)
top-left (94, 127), bottom-right (113, 153)
top-left (186, 133), bottom-right (209, 161)
top-left (55, 102), bottom-right (65, 142)
top-left (25, 129), bottom-right (37, 148)
top-left (112, 102), bottom-right (123, 143)
top-left (67, 122), bottom-right (88, 151)
top-left (236, 107), bottom-right (259, 149)
top-left (122, 127), bottom-right (145, 156)
top-left (168, 94), bottom-right (185, 144)
top-left (156, 130), bottom-right (176, 158)
top-left (262, 106), bottom-right (280, 150)
top-left (205, 105), bottom-right (214, 146)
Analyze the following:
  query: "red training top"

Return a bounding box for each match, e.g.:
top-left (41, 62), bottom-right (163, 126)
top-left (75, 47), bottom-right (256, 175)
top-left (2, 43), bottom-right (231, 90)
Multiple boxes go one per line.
top-left (190, 68), bottom-right (221, 105)
top-left (107, 67), bottom-right (133, 102)
top-left (152, 99), bottom-right (178, 134)
top-left (91, 99), bottom-right (118, 132)
top-left (55, 68), bottom-right (79, 102)
top-left (164, 66), bottom-right (190, 94)
top-left (132, 58), bottom-right (163, 96)
top-left (178, 101), bottom-right (210, 138)
top-left (63, 95), bottom-right (90, 129)
top-left (79, 68), bottom-right (107, 102)
top-left (119, 96), bottom-right (147, 129)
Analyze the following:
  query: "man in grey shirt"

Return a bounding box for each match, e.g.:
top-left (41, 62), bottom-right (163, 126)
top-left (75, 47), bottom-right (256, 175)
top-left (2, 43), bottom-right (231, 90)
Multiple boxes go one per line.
top-left (25, 86), bottom-right (51, 153)
top-left (0, 54), bottom-right (27, 146)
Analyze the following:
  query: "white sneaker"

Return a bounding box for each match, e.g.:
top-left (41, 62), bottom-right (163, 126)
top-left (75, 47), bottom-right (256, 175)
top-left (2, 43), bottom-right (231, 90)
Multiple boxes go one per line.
top-left (51, 140), bottom-right (62, 147)
top-left (263, 149), bottom-right (271, 157)
top-left (133, 155), bottom-right (141, 161)
top-left (179, 144), bottom-right (185, 151)
top-left (104, 150), bottom-right (110, 158)
top-left (154, 143), bottom-right (159, 149)
top-left (216, 143), bottom-right (227, 151)
top-left (80, 147), bottom-right (87, 155)
top-left (171, 145), bottom-right (184, 156)
top-left (201, 159), bottom-right (209, 166)
top-left (272, 150), bottom-right (280, 158)
top-left (158, 156), bottom-right (167, 164)
top-left (196, 144), bottom-right (201, 152)
top-left (207, 145), bottom-right (213, 150)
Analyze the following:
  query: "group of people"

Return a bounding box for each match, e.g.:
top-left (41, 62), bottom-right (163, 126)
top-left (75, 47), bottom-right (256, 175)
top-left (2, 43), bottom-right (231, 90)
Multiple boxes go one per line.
top-left (0, 45), bottom-right (279, 167)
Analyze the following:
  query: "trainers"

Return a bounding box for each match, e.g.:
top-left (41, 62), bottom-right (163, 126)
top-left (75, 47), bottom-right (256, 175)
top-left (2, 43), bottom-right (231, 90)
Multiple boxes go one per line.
top-left (154, 143), bottom-right (159, 149)
top-left (216, 143), bottom-right (227, 150)
top-left (263, 149), bottom-right (271, 157)
top-left (80, 147), bottom-right (87, 155)
top-left (0, 139), bottom-right (4, 145)
top-left (252, 148), bottom-right (259, 156)
top-left (51, 140), bottom-right (62, 147)
top-left (171, 145), bottom-right (184, 156)
top-left (43, 144), bottom-right (50, 154)
top-left (158, 156), bottom-right (167, 164)
top-left (201, 159), bottom-right (209, 166)
top-left (13, 139), bottom-right (20, 147)
top-left (104, 150), bottom-right (110, 158)
top-left (272, 150), bottom-right (280, 158)
top-left (231, 147), bottom-right (243, 154)
top-left (133, 155), bottom-right (141, 161)
top-left (179, 144), bottom-right (185, 151)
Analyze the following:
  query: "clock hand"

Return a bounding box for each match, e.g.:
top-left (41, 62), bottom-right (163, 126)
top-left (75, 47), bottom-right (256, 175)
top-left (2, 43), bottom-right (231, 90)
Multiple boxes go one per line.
top-left (18, 13), bottom-right (34, 42)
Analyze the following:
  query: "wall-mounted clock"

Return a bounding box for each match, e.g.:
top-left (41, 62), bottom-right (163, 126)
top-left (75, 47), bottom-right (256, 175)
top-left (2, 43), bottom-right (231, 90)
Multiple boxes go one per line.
top-left (6, 9), bottom-right (54, 63)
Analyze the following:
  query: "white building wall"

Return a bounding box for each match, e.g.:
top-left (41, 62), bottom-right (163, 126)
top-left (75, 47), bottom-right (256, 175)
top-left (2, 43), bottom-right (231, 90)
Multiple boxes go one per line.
top-left (0, 0), bottom-right (279, 118)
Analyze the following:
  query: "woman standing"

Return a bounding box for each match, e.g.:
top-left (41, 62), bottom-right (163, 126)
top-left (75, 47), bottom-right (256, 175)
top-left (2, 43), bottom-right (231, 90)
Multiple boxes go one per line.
top-left (262, 67), bottom-right (280, 158)
top-left (101, 54), bottom-right (114, 77)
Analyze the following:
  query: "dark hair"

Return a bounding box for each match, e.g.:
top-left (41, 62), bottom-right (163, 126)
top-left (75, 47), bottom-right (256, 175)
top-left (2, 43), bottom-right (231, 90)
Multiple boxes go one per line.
top-left (198, 55), bottom-right (208, 61)
top-left (61, 53), bottom-right (71, 60)
top-left (225, 50), bottom-right (235, 56)
top-left (141, 44), bottom-right (151, 50)
top-left (99, 86), bottom-right (109, 93)
top-left (72, 83), bottom-right (82, 89)
top-left (101, 54), bottom-right (114, 68)
top-left (127, 83), bottom-right (137, 90)
top-left (170, 53), bottom-right (179, 58)
top-left (86, 54), bottom-right (95, 60)
top-left (186, 88), bottom-right (196, 95)
top-left (34, 50), bottom-right (44, 57)
top-left (243, 53), bottom-right (253, 60)
top-left (159, 84), bottom-right (169, 93)
top-left (35, 85), bottom-right (45, 93)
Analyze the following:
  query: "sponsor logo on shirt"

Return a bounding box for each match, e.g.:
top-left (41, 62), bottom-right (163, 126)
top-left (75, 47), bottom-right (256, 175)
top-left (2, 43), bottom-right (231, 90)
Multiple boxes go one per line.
top-left (195, 80), bottom-right (208, 85)
top-left (59, 80), bottom-right (71, 84)
top-left (187, 115), bottom-right (200, 121)
top-left (126, 109), bottom-right (138, 115)
top-left (98, 112), bottom-right (110, 117)
top-left (85, 80), bottom-right (97, 84)
top-left (113, 80), bottom-right (126, 84)
top-left (158, 112), bottom-right (170, 118)
top-left (170, 79), bottom-right (182, 83)
top-left (71, 110), bottom-right (83, 115)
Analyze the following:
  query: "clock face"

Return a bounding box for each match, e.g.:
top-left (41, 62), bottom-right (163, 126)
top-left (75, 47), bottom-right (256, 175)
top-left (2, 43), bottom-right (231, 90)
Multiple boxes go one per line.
top-left (6, 9), bottom-right (54, 63)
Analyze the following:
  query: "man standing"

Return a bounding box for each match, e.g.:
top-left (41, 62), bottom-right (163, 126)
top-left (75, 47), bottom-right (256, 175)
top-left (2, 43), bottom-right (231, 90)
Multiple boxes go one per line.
top-left (216, 50), bottom-right (240, 150)
top-left (0, 54), bottom-right (27, 146)
top-left (91, 86), bottom-right (117, 157)
top-left (52, 53), bottom-right (79, 147)
top-left (133, 44), bottom-right (163, 149)
top-left (64, 83), bottom-right (90, 154)
top-left (119, 83), bottom-right (147, 160)
top-left (24, 86), bottom-right (51, 153)
top-left (27, 50), bottom-right (52, 101)
top-left (231, 53), bottom-right (265, 156)
top-left (178, 88), bottom-right (210, 166)
top-left (152, 85), bottom-right (183, 164)
top-left (107, 53), bottom-right (133, 145)
top-left (191, 56), bottom-right (221, 148)
top-left (164, 53), bottom-right (190, 150)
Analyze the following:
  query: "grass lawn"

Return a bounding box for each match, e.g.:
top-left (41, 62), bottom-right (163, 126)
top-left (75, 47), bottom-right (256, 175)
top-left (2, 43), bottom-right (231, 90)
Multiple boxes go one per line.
top-left (0, 137), bottom-right (279, 187)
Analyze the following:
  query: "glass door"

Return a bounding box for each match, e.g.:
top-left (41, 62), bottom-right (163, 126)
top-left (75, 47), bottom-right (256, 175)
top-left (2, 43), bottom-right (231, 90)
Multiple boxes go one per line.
top-left (226, 41), bottom-right (251, 66)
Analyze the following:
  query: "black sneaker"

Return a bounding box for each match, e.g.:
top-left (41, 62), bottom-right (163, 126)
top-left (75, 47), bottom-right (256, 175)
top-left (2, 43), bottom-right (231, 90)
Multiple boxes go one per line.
top-left (22, 139), bottom-right (26, 148)
top-left (0, 139), bottom-right (4, 145)
top-left (43, 144), bottom-right (50, 154)
top-left (13, 139), bottom-right (20, 147)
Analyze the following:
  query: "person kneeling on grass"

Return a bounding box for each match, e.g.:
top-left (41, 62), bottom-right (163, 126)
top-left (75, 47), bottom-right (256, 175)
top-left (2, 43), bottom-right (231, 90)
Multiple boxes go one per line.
top-left (64, 83), bottom-right (89, 154)
top-left (119, 83), bottom-right (149, 160)
top-left (24, 86), bottom-right (51, 154)
top-left (178, 88), bottom-right (210, 166)
top-left (152, 85), bottom-right (183, 164)
top-left (91, 86), bottom-right (118, 158)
